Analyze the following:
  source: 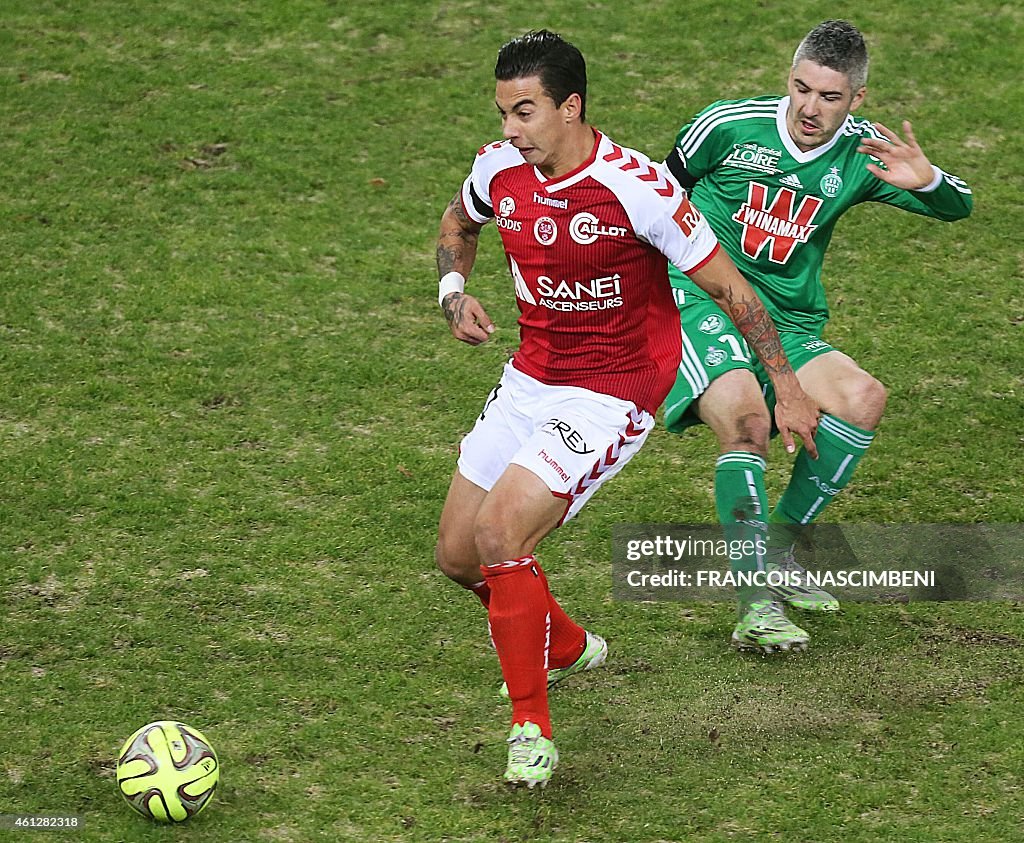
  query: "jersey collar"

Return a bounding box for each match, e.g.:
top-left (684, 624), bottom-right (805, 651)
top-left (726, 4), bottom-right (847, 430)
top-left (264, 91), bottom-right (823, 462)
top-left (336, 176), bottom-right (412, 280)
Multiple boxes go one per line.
top-left (534, 129), bottom-right (602, 192)
top-left (776, 96), bottom-right (850, 163)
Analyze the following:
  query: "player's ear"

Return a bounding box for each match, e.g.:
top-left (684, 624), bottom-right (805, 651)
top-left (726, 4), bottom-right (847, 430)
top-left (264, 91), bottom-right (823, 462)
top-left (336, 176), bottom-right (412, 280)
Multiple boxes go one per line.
top-left (850, 86), bottom-right (867, 112)
top-left (562, 92), bottom-right (582, 123)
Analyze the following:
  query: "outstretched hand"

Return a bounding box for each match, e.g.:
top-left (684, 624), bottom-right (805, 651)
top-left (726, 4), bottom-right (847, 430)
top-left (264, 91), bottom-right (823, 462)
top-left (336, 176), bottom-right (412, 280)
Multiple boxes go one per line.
top-left (857, 120), bottom-right (936, 190)
top-left (442, 292), bottom-right (495, 345)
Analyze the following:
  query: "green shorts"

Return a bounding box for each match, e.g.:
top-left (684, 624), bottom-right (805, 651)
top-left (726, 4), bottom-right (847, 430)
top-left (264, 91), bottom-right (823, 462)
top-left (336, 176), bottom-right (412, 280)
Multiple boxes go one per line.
top-left (663, 296), bottom-right (834, 433)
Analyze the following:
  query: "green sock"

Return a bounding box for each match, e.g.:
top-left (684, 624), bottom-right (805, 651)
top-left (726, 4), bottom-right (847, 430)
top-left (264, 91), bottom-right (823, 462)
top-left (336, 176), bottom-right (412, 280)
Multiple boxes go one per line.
top-left (715, 451), bottom-right (771, 613)
top-left (770, 414), bottom-right (875, 540)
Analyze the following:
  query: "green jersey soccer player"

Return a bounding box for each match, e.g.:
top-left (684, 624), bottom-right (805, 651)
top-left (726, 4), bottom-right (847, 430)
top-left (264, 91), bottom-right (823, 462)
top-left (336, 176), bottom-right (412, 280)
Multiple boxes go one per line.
top-left (662, 20), bottom-right (973, 651)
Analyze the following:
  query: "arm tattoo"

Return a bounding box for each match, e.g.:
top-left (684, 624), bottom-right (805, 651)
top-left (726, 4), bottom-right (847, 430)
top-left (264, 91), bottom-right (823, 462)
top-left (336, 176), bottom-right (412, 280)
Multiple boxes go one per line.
top-left (436, 241), bottom-right (463, 277)
top-left (448, 194), bottom-right (474, 227)
top-left (725, 289), bottom-right (792, 377)
top-left (441, 291), bottom-right (469, 327)
top-left (436, 194), bottom-right (480, 277)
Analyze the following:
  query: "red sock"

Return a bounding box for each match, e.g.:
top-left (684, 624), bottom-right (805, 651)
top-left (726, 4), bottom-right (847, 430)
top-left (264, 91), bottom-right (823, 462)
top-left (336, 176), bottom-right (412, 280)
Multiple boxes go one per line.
top-left (462, 580), bottom-right (491, 608)
top-left (533, 563), bottom-right (586, 670)
top-left (482, 556), bottom-right (552, 738)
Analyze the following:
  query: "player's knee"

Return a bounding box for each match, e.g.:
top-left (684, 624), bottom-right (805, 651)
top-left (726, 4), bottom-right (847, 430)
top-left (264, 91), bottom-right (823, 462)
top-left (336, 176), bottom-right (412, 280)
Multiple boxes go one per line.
top-left (715, 410), bottom-right (771, 456)
top-left (735, 410), bottom-right (772, 454)
top-left (433, 536), bottom-right (458, 579)
top-left (841, 374), bottom-right (887, 429)
top-left (831, 374), bottom-right (888, 432)
top-left (473, 518), bottom-right (509, 567)
top-left (435, 527), bottom-right (479, 585)
top-left (472, 509), bottom-right (524, 567)
top-left (863, 375), bottom-right (888, 427)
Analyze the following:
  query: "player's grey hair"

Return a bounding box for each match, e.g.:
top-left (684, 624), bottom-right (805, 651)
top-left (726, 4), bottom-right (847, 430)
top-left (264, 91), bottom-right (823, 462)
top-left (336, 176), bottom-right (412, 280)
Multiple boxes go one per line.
top-left (792, 20), bottom-right (869, 92)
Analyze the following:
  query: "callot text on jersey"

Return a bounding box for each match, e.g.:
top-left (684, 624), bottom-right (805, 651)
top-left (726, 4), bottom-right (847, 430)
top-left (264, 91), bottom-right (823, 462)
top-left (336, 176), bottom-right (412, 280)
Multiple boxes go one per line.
top-left (535, 273), bottom-right (624, 312)
top-left (569, 212), bottom-right (628, 245)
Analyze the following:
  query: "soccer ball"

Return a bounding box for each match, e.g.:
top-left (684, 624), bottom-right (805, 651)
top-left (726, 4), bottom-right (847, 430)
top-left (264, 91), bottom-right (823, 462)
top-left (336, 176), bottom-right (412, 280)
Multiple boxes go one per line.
top-left (116, 720), bottom-right (219, 823)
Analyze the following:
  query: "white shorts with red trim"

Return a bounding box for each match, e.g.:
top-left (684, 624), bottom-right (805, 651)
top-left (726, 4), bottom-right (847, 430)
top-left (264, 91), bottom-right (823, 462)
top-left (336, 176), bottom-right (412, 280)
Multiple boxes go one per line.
top-left (457, 361), bottom-right (654, 525)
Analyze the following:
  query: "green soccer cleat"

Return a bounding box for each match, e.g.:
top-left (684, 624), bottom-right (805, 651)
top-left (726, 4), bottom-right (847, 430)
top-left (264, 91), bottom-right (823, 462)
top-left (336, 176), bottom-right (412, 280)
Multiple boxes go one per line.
top-left (765, 550), bottom-right (840, 613)
top-left (504, 722), bottom-right (558, 789)
top-left (499, 631), bottom-right (608, 699)
top-left (731, 599), bottom-right (810, 653)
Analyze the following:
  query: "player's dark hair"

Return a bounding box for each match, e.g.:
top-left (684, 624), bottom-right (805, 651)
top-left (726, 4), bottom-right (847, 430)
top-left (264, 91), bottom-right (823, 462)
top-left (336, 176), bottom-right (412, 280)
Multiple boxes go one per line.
top-left (793, 20), bottom-right (869, 91)
top-left (495, 30), bottom-right (587, 121)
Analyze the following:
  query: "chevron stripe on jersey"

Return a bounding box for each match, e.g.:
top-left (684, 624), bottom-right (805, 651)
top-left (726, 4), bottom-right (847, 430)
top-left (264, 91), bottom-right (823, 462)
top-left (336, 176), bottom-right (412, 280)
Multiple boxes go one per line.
top-left (563, 409), bottom-right (647, 505)
top-left (602, 143), bottom-right (678, 198)
top-left (679, 99), bottom-right (778, 160)
top-left (483, 555), bottom-right (537, 572)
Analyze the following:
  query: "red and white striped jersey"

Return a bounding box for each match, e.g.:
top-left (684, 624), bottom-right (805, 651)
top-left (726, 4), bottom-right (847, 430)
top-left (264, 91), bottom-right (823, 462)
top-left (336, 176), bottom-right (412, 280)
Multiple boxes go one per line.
top-left (460, 130), bottom-right (719, 413)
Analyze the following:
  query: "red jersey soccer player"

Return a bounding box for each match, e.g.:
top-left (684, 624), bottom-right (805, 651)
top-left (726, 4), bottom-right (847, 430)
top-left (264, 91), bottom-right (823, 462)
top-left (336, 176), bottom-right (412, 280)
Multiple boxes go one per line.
top-left (433, 30), bottom-right (818, 789)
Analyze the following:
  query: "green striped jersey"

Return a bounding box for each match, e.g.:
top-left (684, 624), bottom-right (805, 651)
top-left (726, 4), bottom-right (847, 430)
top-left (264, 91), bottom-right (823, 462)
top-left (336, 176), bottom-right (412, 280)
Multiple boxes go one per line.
top-left (665, 96), bottom-right (972, 332)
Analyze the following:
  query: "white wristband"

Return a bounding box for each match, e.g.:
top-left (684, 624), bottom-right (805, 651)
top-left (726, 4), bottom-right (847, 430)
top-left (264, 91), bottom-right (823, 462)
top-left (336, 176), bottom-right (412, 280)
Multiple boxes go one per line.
top-left (913, 164), bottom-right (943, 193)
top-left (438, 271), bottom-right (466, 307)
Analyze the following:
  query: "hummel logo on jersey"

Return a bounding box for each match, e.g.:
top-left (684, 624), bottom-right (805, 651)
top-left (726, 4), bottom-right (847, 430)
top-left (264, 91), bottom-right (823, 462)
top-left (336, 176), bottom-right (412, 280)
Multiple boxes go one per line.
top-left (779, 174), bottom-right (803, 189)
top-left (732, 183), bottom-right (823, 265)
top-left (533, 191), bottom-right (569, 209)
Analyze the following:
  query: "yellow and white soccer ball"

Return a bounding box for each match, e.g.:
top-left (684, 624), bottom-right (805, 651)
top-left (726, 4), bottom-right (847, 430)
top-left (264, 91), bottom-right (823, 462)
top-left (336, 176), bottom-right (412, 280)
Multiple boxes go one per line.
top-left (116, 720), bottom-right (219, 823)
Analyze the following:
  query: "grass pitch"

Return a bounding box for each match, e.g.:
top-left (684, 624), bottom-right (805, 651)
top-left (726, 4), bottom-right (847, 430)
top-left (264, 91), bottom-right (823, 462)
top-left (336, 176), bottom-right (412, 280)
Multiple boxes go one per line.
top-left (1, 1), bottom-right (1022, 841)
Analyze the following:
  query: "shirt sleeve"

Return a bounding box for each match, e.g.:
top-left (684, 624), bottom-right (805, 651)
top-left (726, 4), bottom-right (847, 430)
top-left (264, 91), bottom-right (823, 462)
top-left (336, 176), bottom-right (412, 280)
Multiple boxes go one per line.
top-left (460, 171), bottom-right (493, 224)
top-left (669, 101), bottom-right (732, 183)
top-left (645, 192), bottom-right (721, 275)
top-left (460, 141), bottom-right (513, 224)
top-left (867, 164), bottom-right (973, 222)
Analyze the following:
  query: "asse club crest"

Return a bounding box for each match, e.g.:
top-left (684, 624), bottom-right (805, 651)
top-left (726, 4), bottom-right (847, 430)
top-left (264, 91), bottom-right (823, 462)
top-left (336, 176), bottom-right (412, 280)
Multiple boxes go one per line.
top-left (704, 346), bottom-right (727, 367)
top-left (820, 167), bottom-right (843, 198)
